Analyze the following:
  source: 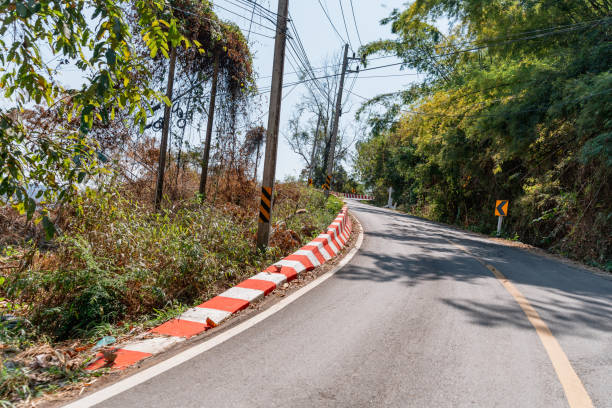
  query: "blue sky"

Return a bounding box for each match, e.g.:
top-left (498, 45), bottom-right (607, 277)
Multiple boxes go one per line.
top-left (214, 0), bottom-right (419, 180)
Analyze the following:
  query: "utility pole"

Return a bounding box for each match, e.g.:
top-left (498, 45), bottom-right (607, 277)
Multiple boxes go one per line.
top-left (154, 46), bottom-right (177, 210)
top-left (324, 44), bottom-right (349, 198)
top-left (308, 112), bottom-right (322, 183)
top-left (256, 0), bottom-right (289, 249)
top-left (199, 56), bottom-right (220, 198)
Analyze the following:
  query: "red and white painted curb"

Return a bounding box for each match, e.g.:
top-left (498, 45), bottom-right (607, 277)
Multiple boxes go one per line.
top-left (340, 193), bottom-right (373, 201)
top-left (87, 205), bottom-right (352, 370)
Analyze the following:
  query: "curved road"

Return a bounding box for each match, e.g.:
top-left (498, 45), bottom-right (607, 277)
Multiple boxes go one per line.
top-left (90, 201), bottom-right (611, 407)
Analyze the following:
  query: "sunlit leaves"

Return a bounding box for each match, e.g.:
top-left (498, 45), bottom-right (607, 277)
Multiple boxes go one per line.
top-left (356, 0), bottom-right (611, 261)
top-left (0, 0), bottom-right (195, 237)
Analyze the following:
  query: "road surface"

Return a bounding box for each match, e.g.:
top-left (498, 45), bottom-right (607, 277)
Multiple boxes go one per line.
top-left (89, 201), bottom-right (612, 407)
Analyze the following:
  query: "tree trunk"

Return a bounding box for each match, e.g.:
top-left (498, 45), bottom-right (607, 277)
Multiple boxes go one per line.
top-left (198, 56), bottom-right (220, 198)
top-left (154, 46), bottom-right (177, 210)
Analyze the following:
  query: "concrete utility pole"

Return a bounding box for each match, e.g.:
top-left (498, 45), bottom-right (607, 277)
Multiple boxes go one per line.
top-left (199, 56), bottom-right (220, 197)
top-left (308, 112), bottom-right (322, 182)
top-left (256, 0), bottom-right (289, 249)
top-left (324, 44), bottom-right (349, 198)
top-left (154, 46), bottom-right (177, 210)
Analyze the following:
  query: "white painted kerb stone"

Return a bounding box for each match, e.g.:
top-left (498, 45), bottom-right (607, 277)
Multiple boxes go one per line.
top-left (180, 307), bottom-right (232, 325)
top-left (219, 286), bottom-right (264, 303)
top-left (250, 272), bottom-right (287, 286)
top-left (121, 336), bottom-right (185, 354)
top-left (307, 240), bottom-right (332, 260)
top-left (294, 249), bottom-right (321, 267)
top-left (274, 259), bottom-right (306, 274)
top-left (318, 234), bottom-right (340, 254)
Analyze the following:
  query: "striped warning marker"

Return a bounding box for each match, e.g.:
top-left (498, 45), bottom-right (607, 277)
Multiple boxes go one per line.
top-left (259, 186), bottom-right (272, 223)
top-left (322, 175), bottom-right (332, 192)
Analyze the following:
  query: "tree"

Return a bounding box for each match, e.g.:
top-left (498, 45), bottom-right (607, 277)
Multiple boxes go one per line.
top-left (284, 53), bottom-right (360, 188)
top-left (0, 0), bottom-right (191, 234)
top-left (355, 0), bottom-right (612, 264)
top-left (244, 125), bottom-right (266, 180)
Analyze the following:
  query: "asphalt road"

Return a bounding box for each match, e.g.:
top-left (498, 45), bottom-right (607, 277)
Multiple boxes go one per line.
top-left (93, 201), bottom-right (612, 408)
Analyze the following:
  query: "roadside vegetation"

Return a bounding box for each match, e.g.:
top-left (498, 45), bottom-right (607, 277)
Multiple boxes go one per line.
top-left (0, 180), bottom-right (341, 404)
top-left (0, 0), bottom-right (344, 404)
top-left (354, 0), bottom-right (611, 270)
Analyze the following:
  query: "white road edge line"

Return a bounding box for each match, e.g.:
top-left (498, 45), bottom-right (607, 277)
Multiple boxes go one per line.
top-left (64, 213), bottom-right (363, 408)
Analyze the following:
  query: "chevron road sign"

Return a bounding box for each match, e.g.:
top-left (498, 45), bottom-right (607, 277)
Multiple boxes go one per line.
top-left (495, 200), bottom-right (509, 236)
top-left (495, 200), bottom-right (509, 217)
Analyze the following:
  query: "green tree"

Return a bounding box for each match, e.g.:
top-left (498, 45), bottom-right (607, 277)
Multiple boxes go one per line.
top-left (0, 0), bottom-right (191, 235)
top-left (355, 0), bottom-right (611, 265)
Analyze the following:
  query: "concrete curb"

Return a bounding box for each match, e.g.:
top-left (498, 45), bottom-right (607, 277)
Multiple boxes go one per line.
top-left (87, 205), bottom-right (352, 370)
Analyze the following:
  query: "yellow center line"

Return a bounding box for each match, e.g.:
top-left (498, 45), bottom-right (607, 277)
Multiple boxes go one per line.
top-left (445, 238), bottom-right (593, 408)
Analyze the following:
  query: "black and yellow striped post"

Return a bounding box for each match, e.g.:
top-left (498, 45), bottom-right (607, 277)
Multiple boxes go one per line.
top-left (323, 174), bottom-right (331, 196)
top-left (259, 186), bottom-right (272, 225)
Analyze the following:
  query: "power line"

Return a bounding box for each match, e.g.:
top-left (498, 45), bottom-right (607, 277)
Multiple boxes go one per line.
top-left (253, 55), bottom-right (399, 81)
top-left (245, 0), bottom-right (257, 42)
top-left (215, 0), bottom-right (276, 29)
top-left (168, 3), bottom-right (276, 39)
top-left (237, 0), bottom-right (283, 19)
top-left (360, 17), bottom-right (612, 70)
top-left (357, 72), bottom-right (420, 79)
top-left (286, 14), bottom-right (335, 103)
top-left (338, 0), bottom-right (354, 51)
top-left (438, 16), bottom-right (612, 52)
top-left (317, 0), bottom-right (347, 45)
top-left (285, 45), bottom-right (326, 101)
top-left (345, 88), bottom-right (368, 100)
top-left (348, 0), bottom-right (363, 48)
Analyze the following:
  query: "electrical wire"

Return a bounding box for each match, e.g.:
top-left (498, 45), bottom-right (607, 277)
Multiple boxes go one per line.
top-left (434, 16), bottom-right (612, 52)
top-left (338, 0), bottom-right (354, 51)
top-left (317, 0), bottom-right (347, 46)
top-left (286, 14), bottom-right (334, 103)
top-left (359, 17), bottom-right (612, 69)
top-left (213, 0), bottom-right (276, 31)
top-left (245, 0), bottom-right (257, 42)
top-left (348, 0), bottom-right (363, 48)
top-left (167, 3), bottom-right (276, 39)
top-left (236, 0), bottom-right (283, 19)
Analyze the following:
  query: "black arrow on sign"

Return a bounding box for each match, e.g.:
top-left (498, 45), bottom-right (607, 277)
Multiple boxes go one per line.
top-left (497, 200), bottom-right (507, 216)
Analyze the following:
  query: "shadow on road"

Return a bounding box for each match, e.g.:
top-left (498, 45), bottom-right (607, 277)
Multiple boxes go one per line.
top-left (340, 201), bottom-right (612, 338)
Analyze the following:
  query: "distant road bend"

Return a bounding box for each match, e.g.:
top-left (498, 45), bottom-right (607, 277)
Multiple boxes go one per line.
top-left (77, 200), bottom-right (612, 408)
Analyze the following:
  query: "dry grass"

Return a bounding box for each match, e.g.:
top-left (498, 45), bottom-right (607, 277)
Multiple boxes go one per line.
top-left (0, 177), bottom-right (342, 405)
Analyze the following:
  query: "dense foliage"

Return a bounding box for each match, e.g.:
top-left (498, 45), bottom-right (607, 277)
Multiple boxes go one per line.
top-left (356, 0), bottom-right (611, 268)
top-left (0, 0), bottom-right (195, 232)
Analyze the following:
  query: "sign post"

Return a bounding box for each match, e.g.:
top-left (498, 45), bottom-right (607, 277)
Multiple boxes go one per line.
top-left (495, 200), bottom-right (509, 236)
top-left (386, 186), bottom-right (394, 209)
